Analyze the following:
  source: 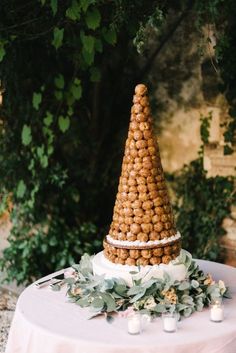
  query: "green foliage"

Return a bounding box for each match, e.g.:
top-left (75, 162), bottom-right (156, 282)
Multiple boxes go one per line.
top-left (169, 112), bottom-right (236, 261)
top-left (0, 0), bottom-right (236, 285)
top-left (53, 251), bottom-right (229, 320)
top-left (200, 112), bottom-right (212, 145)
top-left (0, 0), bottom-right (168, 284)
top-left (171, 158), bottom-right (235, 261)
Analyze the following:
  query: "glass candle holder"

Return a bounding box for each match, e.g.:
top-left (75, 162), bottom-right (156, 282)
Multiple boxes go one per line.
top-left (210, 299), bottom-right (224, 322)
top-left (127, 313), bottom-right (142, 335)
top-left (162, 312), bottom-right (177, 333)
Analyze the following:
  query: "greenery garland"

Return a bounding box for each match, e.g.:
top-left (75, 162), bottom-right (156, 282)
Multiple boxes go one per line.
top-left (53, 250), bottom-right (230, 321)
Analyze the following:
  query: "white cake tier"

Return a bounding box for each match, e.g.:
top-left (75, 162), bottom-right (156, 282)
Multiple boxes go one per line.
top-left (92, 251), bottom-right (187, 287)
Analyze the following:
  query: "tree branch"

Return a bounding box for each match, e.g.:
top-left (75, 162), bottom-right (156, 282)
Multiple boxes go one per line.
top-left (138, 0), bottom-right (195, 81)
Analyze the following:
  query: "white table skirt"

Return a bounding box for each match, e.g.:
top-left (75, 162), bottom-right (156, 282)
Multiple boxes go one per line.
top-left (5, 259), bottom-right (236, 353)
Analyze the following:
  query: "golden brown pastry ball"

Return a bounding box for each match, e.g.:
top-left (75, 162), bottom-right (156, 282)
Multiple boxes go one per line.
top-left (164, 222), bottom-right (172, 230)
top-left (130, 148), bottom-right (138, 158)
top-left (118, 232), bottom-right (126, 240)
top-left (150, 256), bottom-right (161, 265)
top-left (137, 257), bottom-right (149, 266)
top-left (127, 162), bottom-right (134, 172)
top-left (147, 175), bottom-right (155, 183)
top-left (133, 216), bottom-right (142, 224)
top-left (153, 197), bottom-right (163, 207)
top-left (123, 200), bottom-right (132, 208)
top-left (126, 257), bottom-right (136, 266)
top-left (136, 113), bottom-right (147, 122)
top-left (148, 146), bottom-right (156, 155)
top-left (161, 214), bottom-right (168, 222)
top-left (132, 200), bottom-right (142, 209)
top-left (129, 185), bottom-right (137, 193)
top-left (137, 232), bottom-right (149, 242)
top-left (134, 156), bottom-right (142, 163)
top-left (143, 130), bottom-right (152, 140)
top-left (156, 174), bottom-right (164, 182)
top-left (129, 170), bottom-right (137, 179)
top-left (130, 249), bottom-right (140, 259)
top-left (123, 207), bottom-right (133, 219)
top-left (117, 258), bottom-right (126, 265)
top-left (164, 246), bottom-right (172, 255)
top-left (162, 255), bottom-right (172, 264)
top-left (148, 183), bottom-right (156, 192)
top-left (155, 206), bottom-right (164, 215)
top-left (145, 209), bottom-right (154, 217)
top-left (128, 178), bottom-right (137, 186)
top-left (152, 214), bottom-right (161, 224)
top-left (150, 190), bottom-right (159, 199)
top-left (139, 167), bottom-right (149, 177)
top-left (128, 192), bottom-right (138, 201)
top-left (112, 222), bottom-right (119, 231)
top-left (141, 249), bottom-right (152, 259)
top-left (169, 228), bottom-right (176, 236)
top-left (134, 162), bottom-right (142, 171)
top-left (149, 231), bottom-right (160, 240)
top-left (142, 200), bottom-right (153, 210)
top-left (138, 193), bottom-right (149, 202)
top-left (154, 222), bottom-right (163, 232)
top-left (135, 84), bottom-right (148, 96)
top-left (127, 233), bottom-right (137, 241)
top-left (141, 223), bottom-right (153, 233)
top-left (120, 223), bottom-right (128, 233)
top-left (147, 138), bottom-right (155, 147)
top-left (153, 248), bottom-right (164, 256)
top-left (138, 149), bottom-right (148, 158)
top-left (136, 176), bottom-right (146, 185)
top-left (136, 139), bottom-right (147, 149)
top-left (125, 217), bottom-right (133, 225)
top-left (140, 122), bottom-right (150, 131)
top-left (160, 230), bottom-right (169, 239)
top-left (133, 95), bottom-right (140, 104)
top-left (133, 130), bottom-right (143, 141)
top-left (130, 223), bottom-right (141, 234)
top-left (133, 208), bottom-right (144, 217)
top-left (172, 242), bottom-right (180, 252)
top-left (143, 161), bottom-right (152, 170)
top-left (163, 204), bottom-right (171, 213)
top-left (140, 96), bottom-right (149, 107)
top-left (130, 121), bottom-right (139, 131)
top-left (137, 184), bottom-right (147, 193)
top-left (129, 139), bottom-right (136, 149)
top-left (133, 103), bottom-right (143, 114)
top-left (143, 214), bottom-right (151, 223)
top-left (143, 106), bottom-right (150, 115)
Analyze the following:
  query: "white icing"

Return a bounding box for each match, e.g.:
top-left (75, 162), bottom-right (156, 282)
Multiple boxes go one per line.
top-left (92, 251), bottom-right (187, 287)
top-left (106, 231), bottom-right (181, 248)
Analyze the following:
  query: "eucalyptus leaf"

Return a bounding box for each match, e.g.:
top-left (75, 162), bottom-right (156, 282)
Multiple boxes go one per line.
top-left (179, 281), bottom-right (190, 291)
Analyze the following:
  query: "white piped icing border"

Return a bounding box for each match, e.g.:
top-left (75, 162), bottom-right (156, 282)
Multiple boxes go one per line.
top-left (106, 231), bottom-right (181, 248)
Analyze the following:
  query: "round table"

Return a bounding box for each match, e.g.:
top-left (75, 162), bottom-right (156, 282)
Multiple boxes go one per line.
top-left (5, 260), bottom-right (236, 353)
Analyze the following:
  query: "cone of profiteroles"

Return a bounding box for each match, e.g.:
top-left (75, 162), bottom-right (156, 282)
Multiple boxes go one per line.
top-left (103, 84), bottom-right (181, 266)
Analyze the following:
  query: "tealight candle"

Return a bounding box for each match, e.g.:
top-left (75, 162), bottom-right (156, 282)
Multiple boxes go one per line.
top-left (162, 313), bottom-right (177, 333)
top-left (127, 313), bottom-right (141, 335)
top-left (210, 300), bottom-right (224, 322)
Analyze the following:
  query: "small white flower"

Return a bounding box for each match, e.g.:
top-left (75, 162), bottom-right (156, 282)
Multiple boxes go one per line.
top-left (144, 296), bottom-right (156, 310)
top-left (218, 280), bottom-right (226, 295)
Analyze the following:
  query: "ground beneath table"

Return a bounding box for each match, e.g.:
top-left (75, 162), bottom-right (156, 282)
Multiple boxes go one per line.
top-left (0, 289), bottom-right (17, 353)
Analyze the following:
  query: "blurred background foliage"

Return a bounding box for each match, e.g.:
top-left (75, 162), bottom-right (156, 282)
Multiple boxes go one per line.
top-left (0, 0), bottom-right (235, 284)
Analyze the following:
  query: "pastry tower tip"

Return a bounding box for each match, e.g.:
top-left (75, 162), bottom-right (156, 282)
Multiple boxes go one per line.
top-left (103, 84), bottom-right (181, 266)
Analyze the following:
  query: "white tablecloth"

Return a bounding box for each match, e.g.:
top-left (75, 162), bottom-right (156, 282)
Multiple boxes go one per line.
top-left (5, 260), bottom-right (236, 353)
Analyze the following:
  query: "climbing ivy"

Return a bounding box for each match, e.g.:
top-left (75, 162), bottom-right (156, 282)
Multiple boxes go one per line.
top-left (0, 0), bottom-right (236, 284)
